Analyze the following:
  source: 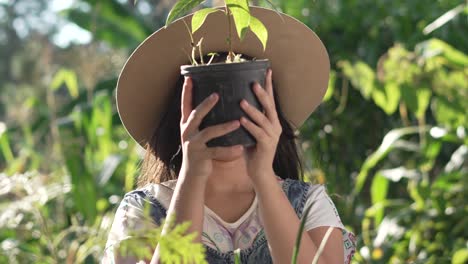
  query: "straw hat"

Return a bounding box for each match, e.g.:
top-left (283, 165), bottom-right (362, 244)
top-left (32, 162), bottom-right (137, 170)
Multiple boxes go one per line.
top-left (116, 6), bottom-right (330, 148)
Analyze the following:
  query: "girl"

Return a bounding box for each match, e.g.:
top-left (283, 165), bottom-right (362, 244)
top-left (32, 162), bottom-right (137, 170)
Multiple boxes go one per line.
top-left (104, 7), bottom-right (355, 264)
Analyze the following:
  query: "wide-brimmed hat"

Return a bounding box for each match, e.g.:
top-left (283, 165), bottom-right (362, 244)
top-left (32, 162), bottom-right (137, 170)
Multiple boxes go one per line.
top-left (116, 6), bottom-right (330, 148)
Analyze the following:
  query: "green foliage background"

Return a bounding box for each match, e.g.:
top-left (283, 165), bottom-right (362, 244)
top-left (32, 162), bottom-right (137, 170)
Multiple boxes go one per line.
top-left (0, 0), bottom-right (467, 263)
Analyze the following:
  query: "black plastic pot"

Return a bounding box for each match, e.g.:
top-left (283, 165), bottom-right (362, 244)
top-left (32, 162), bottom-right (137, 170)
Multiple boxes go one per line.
top-left (181, 59), bottom-right (270, 147)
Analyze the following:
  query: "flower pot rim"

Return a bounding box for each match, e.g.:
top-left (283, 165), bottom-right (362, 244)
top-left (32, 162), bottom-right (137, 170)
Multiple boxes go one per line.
top-left (181, 59), bottom-right (270, 75)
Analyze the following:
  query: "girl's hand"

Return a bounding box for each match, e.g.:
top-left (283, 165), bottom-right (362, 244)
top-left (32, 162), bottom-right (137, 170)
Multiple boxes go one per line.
top-left (179, 77), bottom-right (244, 181)
top-left (239, 69), bottom-right (281, 181)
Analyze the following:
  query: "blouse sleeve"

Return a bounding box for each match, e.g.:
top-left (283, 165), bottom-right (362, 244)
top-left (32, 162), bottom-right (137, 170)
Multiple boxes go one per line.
top-left (303, 184), bottom-right (357, 264)
top-left (102, 190), bottom-right (162, 264)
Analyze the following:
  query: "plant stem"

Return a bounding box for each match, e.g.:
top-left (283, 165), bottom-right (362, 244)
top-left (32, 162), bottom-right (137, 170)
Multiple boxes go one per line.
top-left (182, 19), bottom-right (196, 65)
top-left (225, 4), bottom-right (234, 62)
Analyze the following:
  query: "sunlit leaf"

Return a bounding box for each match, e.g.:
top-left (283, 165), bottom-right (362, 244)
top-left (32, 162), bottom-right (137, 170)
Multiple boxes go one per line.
top-left (51, 69), bottom-right (79, 99)
top-left (383, 82), bottom-right (401, 114)
top-left (323, 71), bottom-right (336, 102)
top-left (353, 127), bottom-right (428, 196)
top-left (192, 8), bottom-right (220, 33)
top-left (423, 4), bottom-right (465, 35)
top-left (234, 248), bottom-right (241, 264)
top-left (416, 38), bottom-right (468, 69)
top-left (432, 96), bottom-right (467, 128)
top-left (0, 126), bottom-right (14, 163)
top-left (415, 87), bottom-right (432, 118)
top-left (371, 173), bottom-right (389, 226)
top-left (249, 15), bottom-right (268, 50)
top-left (166, 0), bottom-right (205, 26)
top-left (292, 199), bottom-right (313, 264)
top-left (339, 61), bottom-right (375, 99)
top-left (453, 249), bottom-right (468, 264)
top-left (226, 0), bottom-right (251, 40)
top-left (97, 154), bottom-right (122, 186)
top-left (65, 1), bottom-right (150, 48)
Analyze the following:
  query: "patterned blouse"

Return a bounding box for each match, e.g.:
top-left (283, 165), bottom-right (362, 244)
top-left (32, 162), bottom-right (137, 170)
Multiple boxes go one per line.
top-left (103, 177), bottom-right (356, 263)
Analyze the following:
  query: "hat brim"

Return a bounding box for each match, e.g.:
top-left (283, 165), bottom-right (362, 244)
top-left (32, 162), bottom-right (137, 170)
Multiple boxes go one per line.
top-left (116, 6), bottom-right (330, 148)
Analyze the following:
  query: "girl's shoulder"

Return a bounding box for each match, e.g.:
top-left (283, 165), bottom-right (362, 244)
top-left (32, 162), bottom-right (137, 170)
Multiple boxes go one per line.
top-left (126, 179), bottom-right (178, 210)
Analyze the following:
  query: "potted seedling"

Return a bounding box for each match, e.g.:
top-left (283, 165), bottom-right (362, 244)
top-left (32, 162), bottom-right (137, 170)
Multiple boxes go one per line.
top-left (164, 0), bottom-right (273, 147)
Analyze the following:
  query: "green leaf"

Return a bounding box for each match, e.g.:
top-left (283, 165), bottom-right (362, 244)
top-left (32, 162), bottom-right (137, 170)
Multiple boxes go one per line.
top-left (401, 85), bottom-right (432, 119)
top-left (323, 71), bottom-right (336, 102)
top-left (372, 82), bottom-right (401, 115)
top-left (234, 248), bottom-right (241, 264)
top-left (192, 8), bottom-right (219, 33)
top-left (0, 126), bottom-right (14, 163)
top-left (453, 249), bottom-right (468, 264)
top-left (353, 126), bottom-right (427, 196)
top-left (249, 15), bottom-right (268, 50)
top-left (292, 197), bottom-right (315, 264)
top-left (415, 87), bottom-right (432, 119)
top-left (166, 0), bottom-right (205, 26)
top-left (226, 0), bottom-right (251, 40)
top-left (433, 96), bottom-right (467, 128)
top-left (339, 61), bottom-right (375, 99)
top-left (370, 173), bottom-right (389, 226)
top-left (65, 1), bottom-right (151, 48)
top-left (384, 82), bottom-right (401, 114)
top-left (51, 69), bottom-right (79, 99)
top-left (417, 38), bottom-right (468, 68)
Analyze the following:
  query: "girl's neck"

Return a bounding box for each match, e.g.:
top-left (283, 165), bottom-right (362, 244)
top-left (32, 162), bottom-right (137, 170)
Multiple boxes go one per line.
top-left (205, 157), bottom-right (254, 195)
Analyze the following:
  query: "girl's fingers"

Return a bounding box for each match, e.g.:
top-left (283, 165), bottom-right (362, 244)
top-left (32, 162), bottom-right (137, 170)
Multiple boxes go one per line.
top-left (240, 116), bottom-right (267, 141)
top-left (252, 82), bottom-right (278, 122)
top-left (182, 93), bottom-right (219, 139)
top-left (265, 69), bottom-right (274, 104)
top-left (196, 120), bottom-right (240, 143)
top-left (181, 77), bottom-right (193, 124)
top-left (240, 99), bottom-right (273, 133)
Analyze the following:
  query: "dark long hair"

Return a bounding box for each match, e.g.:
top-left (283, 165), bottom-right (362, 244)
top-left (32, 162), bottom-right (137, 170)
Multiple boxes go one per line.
top-left (138, 55), bottom-right (304, 187)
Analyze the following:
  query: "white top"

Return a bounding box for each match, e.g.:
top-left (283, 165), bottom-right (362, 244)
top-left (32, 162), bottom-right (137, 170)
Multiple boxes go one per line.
top-left (103, 177), bottom-right (356, 263)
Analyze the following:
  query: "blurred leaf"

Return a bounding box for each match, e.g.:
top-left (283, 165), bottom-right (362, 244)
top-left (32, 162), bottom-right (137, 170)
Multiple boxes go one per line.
top-left (51, 69), bottom-right (79, 99)
top-left (423, 4), bottom-right (466, 35)
top-left (66, 1), bottom-right (150, 48)
top-left (415, 87), bottom-right (431, 119)
top-left (371, 173), bottom-right (389, 226)
top-left (433, 172), bottom-right (461, 191)
top-left (227, 0), bottom-right (251, 40)
top-left (166, 0), bottom-right (205, 26)
top-left (339, 61), bottom-right (375, 99)
top-left (292, 196), bottom-right (314, 264)
top-left (383, 82), bottom-right (401, 114)
top-left (0, 127), bottom-right (14, 163)
top-left (323, 71), bottom-right (335, 102)
top-left (59, 128), bottom-right (97, 223)
top-left (416, 38), bottom-right (468, 68)
top-left (353, 126), bottom-right (426, 196)
top-left (401, 85), bottom-right (432, 119)
top-left (408, 180), bottom-right (425, 210)
top-left (372, 82), bottom-right (401, 115)
top-left (249, 16), bottom-right (268, 50)
top-left (380, 167), bottom-right (421, 182)
top-left (433, 96), bottom-right (467, 128)
top-left (452, 248), bottom-right (468, 264)
top-left (97, 154), bottom-right (122, 186)
top-left (234, 248), bottom-right (241, 264)
top-left (444, 145), bottom-right (468, 173)
top-left (192, 8), bottom-right (219, 33)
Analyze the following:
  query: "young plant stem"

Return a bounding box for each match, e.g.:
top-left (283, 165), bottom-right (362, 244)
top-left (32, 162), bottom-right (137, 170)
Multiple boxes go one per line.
top-left (182, 19), bottom-right (197, 65)
top-left (225, 5), bottom-right (234, 62)
top-left (197, 38), bottom-right (205, 64)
